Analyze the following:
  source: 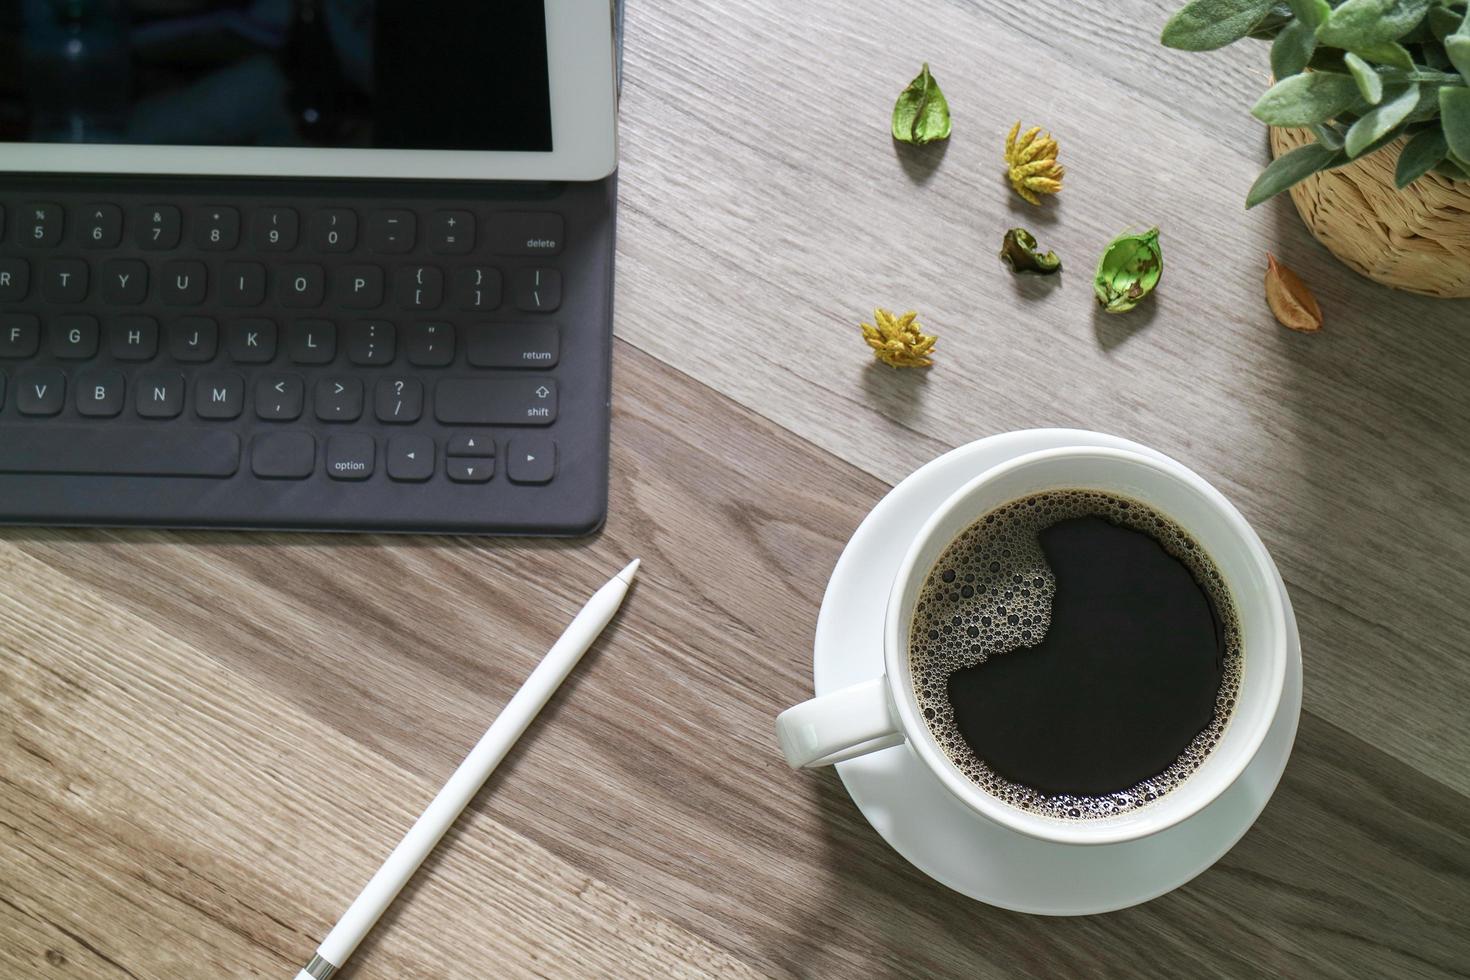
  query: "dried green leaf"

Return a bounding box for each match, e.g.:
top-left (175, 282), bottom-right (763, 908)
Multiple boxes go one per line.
top-left (1252, 72), bottom-right (1364, 125)
top-left (999, 228), bottom-right (1062, 275)
top-left (1394, 126), bottom-right (1449, 185)
top-left (1345, 52), bottom-right (1385, 102)
top-left (1345, 83), bottom-right (1419, 154)
top-left (1161, 0), bottom-right (1275, 50)
top-left (1273, 19), bottom-right (1319, 77)
top-left (891, 64), bottom-right (952, 146)
top-left (1246, 139), bottom-right (1346, 206)
top-left (1317, 0), bottom-right (1434, 49)
top-left (1288, 0), bottom-right (1331, 30)
top-left (1094, 228), bottom-right (1163, 314)
top-left (1441, 85), bottom-right (1470, 161)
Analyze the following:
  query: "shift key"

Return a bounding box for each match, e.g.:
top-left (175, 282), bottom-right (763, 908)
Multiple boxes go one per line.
top-left (434, 378), bottom-right (557, 425)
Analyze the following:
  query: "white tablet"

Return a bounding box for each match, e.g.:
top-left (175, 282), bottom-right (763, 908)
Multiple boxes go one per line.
top-left (0, 0), bottom-right (618, 182)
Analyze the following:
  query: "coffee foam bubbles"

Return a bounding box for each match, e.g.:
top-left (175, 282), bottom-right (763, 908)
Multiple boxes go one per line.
top-left (908, 489), bottom-right (1242, 821)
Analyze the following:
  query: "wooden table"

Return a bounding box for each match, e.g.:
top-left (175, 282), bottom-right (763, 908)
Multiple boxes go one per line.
top-left (5, 2), bottom-right (1469, 976)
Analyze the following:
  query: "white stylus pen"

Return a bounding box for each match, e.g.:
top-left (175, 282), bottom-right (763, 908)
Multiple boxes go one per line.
top-left (294, 558), bottom-right (641, 980)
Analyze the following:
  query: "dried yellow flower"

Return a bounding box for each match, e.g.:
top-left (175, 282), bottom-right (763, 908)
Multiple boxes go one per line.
top-left (860, 308), bottom-right (936, 368)
top-left (1004, 121), bottom-right (1065, 205)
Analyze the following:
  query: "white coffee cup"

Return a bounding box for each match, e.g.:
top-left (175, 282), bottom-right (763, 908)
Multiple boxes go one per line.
top-left (775, 446), bottom-right (1286, 846)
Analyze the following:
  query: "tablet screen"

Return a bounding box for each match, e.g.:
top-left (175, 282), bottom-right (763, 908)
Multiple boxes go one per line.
top-left (0, 1), bottom-right (553, 153)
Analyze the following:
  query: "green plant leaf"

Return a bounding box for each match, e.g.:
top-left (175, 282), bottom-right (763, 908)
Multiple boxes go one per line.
top-left (1252, 72), bottom-right (1364, 125)
top-left (891, 64), bottom-right (952, 145)
top-left (1317, 0), bottom-right (1434, 48)
top-left (1345, 52), bottom-right (1386, 101)
top-left (1345, 83), bottom-right (1420, 154)
top-left (1273, 19), bottom-right (1320, 76)
top-left (1446, 35), bottom-right (1470, 79)
top-left (1312, 121), bottom-right (1347, 148)
top-left (1247, 139), bottom-right (1347, 206)
top-left (1161, 0), bottom-right (1275, 50)
top-left (1441, 84), bottom-right (1470, 160)
top-left (1288, 0), bottom-right (1331, 29)
top-left (1351, 40), bottom-right (1417, 69)
top-left (1427, 5), bottom-right (1463, 41)
top-left (1394, 126), bottom-right (1449, 184)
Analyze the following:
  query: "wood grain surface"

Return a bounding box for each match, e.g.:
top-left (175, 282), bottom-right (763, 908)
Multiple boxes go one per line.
top-left (4, 1), bottom-right (1470, 977)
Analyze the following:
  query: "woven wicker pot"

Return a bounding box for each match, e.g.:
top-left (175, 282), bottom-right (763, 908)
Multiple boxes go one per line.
top-left (1269, 126), bottom-right (1470, 298)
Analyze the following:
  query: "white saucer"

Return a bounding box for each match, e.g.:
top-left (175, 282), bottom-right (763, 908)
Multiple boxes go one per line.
top-left (812, 429), bottom-right (1302, 915)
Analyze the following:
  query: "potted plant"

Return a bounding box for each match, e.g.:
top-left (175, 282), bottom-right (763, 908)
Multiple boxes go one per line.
top-left (1162, 0), bottom-right (1470, 298)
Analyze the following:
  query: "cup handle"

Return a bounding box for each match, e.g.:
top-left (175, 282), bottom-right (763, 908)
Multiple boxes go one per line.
top-left (775, 677), bottom-right (906, 768)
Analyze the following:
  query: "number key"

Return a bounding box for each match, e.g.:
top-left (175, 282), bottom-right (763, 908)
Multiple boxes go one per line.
top-left (195, 207), bottom-right (240, 250)
top-left (136, 205), bottom-right (182, 249)
top-left (21, 204), bottom-right (62, 247)
top-left (80, 204), bottom-right (123, 248)
top-left (252, 207), bottom-right (299, 251)
top-left (310, 209), bottom-right (357, 252)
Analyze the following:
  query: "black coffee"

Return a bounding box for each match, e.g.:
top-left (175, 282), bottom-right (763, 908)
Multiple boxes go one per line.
top-left (909, 489), bottom-right (1241, 820)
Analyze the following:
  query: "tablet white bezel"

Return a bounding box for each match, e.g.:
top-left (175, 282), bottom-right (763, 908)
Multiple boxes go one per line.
top-left (0, 0), bottom-right (617, 182)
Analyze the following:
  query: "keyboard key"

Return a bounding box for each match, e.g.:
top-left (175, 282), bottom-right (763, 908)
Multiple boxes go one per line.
top-left (310, 208), bottom-right (357, 252)
top-left (21, 204), bottom-right (63, 247)
top-left (288, 320), bottom-right (336, 364)
top-left (490, 212), bottom-right (563, 255)
top-left (447, 458), bottom-right (493, 483)
top-left (447, 431), bottom-right (494, 457)
top-left (256, 374), bottom-right (304, 420)
top-left (16, 368), bottom-right (64, 415)
top-left (453, 267), bottom-right (501, 311)
top-left (81, 204), bottom-right (122, 248)
top-left (252, 431), bottom-right (315, 479)
top-left (100, 259), bottom-right (147, 304)
top-left (136, 205), bottom-right (182, 249)
top-left (339, 265), bottom-right (384, 308)
top-left (195, 206), bottom-right (240, 250)
top-left (75, 369), bottom-right (124, 417)
top-left (395, 265), bottom-right (443, 310)
top-left (507, 437), bottom-right (556, 484)
top-left (280, 264), bottom-right (326, 307)
top-left (0, 427), bottom-right (239, 477)
top-left (346, 320), bottom-right (395, 365)
top-left (135, 371), bottom-right (185, 419)
top-left (326, 434), bottom-right (375, 480)
top-left (435, 378), bottom-right (556, 425)
top-left (43, 259), bottom-right (88, 303)
top-left (109, 316), bottom-right (159, 360)
top-left (0, 314), bottom-right (40, 357)
top-left (405, 322), bottom-right (455, 366)
top-left (52, 314), bottom-right (99, 358)
top-left (429, 211), bottom-right (474, 254)
top-left (227, 319), bottom-right (277, 362)
top-left (315, 377), bottom-right (363, 421)
top-left (386, 435), bottom-right (434, 482)
top-left (513, 267), bottom-right (562, 312)
top-left (170, 317), bottom-right (219, 362)
top-left (253, 207), bottom-right (299, 251)
top-left (196, 372), bottom-right (245, 419)
top-left (223, 262), bottom-right (267, 306)
top-left (162, 260), bottom-right (207, 305)
top-left (374, 376), bottom-right (423, 422)
top-left (0, 258), bottom-right (30, 301)
top-left (466, 323), bottom-right (559, 368)
top-left (367, 210), bottom-right (415, 253)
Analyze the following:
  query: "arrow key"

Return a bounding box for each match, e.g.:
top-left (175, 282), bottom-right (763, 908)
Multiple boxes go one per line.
top-left (387, 435), bottom-right (434, 482)
top-left (507, 437), bottom-right (555, 485)
top-left (447, 457), bottom-right (493, 483)
top-left (255, 374), bottom-right (304, 421)
top-left (447, 431), bottom-right (495, 457)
